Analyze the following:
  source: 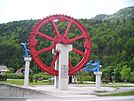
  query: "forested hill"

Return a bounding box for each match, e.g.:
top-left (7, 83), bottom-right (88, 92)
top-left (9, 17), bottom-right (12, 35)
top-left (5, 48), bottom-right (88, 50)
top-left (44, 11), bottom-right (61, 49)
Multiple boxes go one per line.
top-left (91, 6), bottom-right (134, 21)
top-left (0, 6), bottom-right (134, 75)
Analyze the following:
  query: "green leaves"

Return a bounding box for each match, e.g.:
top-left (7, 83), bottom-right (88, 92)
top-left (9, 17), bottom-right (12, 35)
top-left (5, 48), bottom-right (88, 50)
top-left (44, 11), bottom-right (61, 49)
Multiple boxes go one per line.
top-left (120, 65), bottom-right (131, 81)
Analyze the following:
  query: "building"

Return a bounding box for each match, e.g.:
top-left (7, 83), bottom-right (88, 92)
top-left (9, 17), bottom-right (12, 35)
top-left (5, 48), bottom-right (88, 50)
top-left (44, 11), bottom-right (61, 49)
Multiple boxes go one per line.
top-left (0, 65), bottom-right (9, 74)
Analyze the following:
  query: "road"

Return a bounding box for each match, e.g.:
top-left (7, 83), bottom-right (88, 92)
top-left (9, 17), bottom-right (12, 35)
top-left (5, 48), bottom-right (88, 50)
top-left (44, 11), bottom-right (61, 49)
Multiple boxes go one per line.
top-left (1, 96), bottom-right (134, 101)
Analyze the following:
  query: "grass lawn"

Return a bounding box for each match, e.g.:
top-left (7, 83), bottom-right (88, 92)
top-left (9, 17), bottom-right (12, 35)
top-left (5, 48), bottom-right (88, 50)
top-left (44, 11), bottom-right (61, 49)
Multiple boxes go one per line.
top-left (0, 79), bottom-right (52, 86)
top-left (97, 90), bottom-right (134, 96)
top-left (102, 82), bottom-right (134, 88)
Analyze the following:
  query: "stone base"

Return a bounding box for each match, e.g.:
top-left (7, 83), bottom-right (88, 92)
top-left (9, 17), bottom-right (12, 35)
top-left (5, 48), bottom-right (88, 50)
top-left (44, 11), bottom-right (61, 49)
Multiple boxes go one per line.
top-left (94, 72), bottom-right (102, 89)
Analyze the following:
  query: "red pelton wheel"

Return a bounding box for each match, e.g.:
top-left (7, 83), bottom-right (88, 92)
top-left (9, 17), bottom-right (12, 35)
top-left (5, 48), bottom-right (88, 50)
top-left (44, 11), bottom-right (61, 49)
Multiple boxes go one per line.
top-left (29, 15), bottom-right (91, 76)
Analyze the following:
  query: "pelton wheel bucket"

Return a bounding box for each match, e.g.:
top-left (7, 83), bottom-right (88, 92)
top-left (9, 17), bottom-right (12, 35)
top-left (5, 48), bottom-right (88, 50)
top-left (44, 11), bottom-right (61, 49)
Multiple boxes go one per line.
top-left (29, 15), bottom-right (91, 76)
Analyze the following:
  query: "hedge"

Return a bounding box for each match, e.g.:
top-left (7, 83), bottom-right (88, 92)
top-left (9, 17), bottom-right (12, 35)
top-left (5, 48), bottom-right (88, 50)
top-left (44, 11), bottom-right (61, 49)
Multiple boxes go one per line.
top-left (5, 73), bottom-right (24, 79)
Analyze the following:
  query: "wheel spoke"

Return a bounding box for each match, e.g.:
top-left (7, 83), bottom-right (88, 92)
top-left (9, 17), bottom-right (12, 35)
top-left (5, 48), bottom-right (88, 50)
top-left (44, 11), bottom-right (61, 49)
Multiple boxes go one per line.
top-left (63, 21), bottom-right (72, 37)
top-left (69, 59), bottom-right (73, 69)
top-left (37, 31), bottom-right (55, 41)
top-left (50, 19), bottom-right (61, 36)
top-left (50, 52), bottom-right (59, 68)
top-left (69, 59), bottom-right (75, 73)
top-left (72, 48), bottom-right (84, 56)
top-left (69, 35), bottom-right (84, 43)
top-left (37, 44), bottom-right (55, 55)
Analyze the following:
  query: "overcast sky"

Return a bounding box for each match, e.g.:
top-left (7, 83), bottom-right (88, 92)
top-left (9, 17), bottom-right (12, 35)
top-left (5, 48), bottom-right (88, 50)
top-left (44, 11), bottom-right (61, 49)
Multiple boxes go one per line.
top-left (0, 0), bottom-right (134, 23)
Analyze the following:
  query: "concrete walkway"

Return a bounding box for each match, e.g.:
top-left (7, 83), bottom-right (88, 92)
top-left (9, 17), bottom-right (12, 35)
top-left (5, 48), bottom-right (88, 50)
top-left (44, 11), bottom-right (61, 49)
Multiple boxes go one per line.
top-left (1, 84), bottom-right (134, 101)
top-left (26, 96), bottom-right (134, 101)
top-left (28, 84), bottom-right (134, 97)
top-left (28, 84), bottom-right (114, 97)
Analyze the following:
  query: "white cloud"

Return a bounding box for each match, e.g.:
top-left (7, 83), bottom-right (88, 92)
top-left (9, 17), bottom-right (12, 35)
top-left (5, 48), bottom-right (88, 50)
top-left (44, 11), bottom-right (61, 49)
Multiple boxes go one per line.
top-left (0, 0), bottom-right (133, 23)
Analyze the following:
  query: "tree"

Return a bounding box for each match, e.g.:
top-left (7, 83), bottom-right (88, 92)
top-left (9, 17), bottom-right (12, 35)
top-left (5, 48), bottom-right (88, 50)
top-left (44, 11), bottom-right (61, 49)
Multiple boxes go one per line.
top-left (120, 65), bottom-right (131, 81)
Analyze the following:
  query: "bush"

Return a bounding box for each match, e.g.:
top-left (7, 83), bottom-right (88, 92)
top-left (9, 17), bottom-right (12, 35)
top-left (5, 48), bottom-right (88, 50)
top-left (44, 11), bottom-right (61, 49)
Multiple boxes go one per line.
top-left (83, 76), bottom-right (93, 81)
top-left (33, 72), bottom-right (51, 81)
top-left (5, 73), bottom-right (24, 79)
top-left (129, 76), bottom-right (134, 83)
top-left (29, 75), bottom-right (33, 82)
top-left (0, 75), bottom-right (7, 81)
top-left (102, 77), bottom-right (111, 84)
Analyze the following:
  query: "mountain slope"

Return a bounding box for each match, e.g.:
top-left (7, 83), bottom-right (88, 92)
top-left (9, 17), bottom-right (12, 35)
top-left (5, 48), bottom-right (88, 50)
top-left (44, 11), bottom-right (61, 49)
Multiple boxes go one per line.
top-left (91, 6), bottom-right (134, 21)
top-left (108, 6), bottom-right (134, 20)
top-left (91, 14), bottom-right (108, 21)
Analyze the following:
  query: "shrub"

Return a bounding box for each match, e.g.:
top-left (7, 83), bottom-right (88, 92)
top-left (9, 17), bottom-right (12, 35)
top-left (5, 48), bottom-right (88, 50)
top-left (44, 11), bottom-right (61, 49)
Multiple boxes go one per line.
top-left (29, 75), bottom-right (33, 82)
top-left (83, 76), bottom-right (93, 81)
top-left (33, 72), bottom-right (51, 81)
top-left (129, 75), bottom-right (134, 83)
top-left (0, 75), bottom-right (7, 81)
top-left (5, 73), bottom-right (24, 79)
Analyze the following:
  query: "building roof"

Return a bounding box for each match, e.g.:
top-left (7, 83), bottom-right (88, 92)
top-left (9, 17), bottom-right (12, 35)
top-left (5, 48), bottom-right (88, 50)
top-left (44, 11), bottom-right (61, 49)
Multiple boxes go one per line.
top-left (0, 65), bottom-right (9, 72)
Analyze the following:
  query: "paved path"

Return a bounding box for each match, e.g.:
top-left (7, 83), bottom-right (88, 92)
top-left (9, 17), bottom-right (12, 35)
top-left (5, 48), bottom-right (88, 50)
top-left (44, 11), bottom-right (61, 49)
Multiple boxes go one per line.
top-left (1, 84), bottom-right (134, 101)
top-left (1, 96), bottom-right (134, 101)
top-left (27, 96), bottom-right (134, 101)
top-left (28, 85), bottom-right (110, 97)
top-left (28, 84), bottom-right (134, 97)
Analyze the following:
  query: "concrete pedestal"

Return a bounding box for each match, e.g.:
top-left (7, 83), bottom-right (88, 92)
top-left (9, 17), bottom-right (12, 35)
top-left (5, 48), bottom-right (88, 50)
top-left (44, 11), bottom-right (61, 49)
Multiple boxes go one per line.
top-left (54, 44), bottom-right (72, 90)
top-left (24, 57), bottom-right (31, 88)
top-left (94, 72), bottom-right (102, 89)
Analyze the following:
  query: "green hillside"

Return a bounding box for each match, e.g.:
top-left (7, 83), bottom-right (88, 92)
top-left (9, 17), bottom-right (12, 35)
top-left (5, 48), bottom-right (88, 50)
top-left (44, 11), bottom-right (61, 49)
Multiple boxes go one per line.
top-left (0, 6), bottom-right (134, 82)
top-left (108, 6), bottom-right (134, 20)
